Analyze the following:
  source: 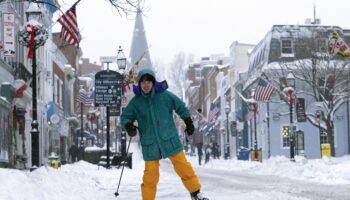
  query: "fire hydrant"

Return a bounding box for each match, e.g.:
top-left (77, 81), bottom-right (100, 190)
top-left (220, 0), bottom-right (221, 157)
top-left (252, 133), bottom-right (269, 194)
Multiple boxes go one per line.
top-left (48, 152), bottom-right (60, 169)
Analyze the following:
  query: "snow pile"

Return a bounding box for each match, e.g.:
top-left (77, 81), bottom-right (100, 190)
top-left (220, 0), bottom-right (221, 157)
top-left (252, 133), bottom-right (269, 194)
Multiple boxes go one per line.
top-left (1, 142), bottom-right (350, 200)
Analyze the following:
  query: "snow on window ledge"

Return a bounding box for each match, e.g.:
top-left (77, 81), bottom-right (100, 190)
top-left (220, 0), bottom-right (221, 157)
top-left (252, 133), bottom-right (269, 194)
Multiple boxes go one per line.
top-left (281, 53), bottom-right (295, 57)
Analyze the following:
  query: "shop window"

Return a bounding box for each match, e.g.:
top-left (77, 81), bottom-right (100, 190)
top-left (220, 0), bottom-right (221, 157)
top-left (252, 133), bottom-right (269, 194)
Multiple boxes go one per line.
top-left (320, 129), bottom-right (328, 144)
top-left (282, 125), bottom-right (296, 148)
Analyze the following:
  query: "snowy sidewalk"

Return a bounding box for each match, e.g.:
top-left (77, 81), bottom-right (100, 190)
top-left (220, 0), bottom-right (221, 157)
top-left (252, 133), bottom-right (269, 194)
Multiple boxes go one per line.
top-left (1, 143), bottom-right (350, 200)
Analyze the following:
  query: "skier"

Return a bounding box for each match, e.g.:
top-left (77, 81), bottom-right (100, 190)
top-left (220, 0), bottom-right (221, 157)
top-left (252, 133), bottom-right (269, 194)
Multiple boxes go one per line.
top-left (121, 69), bottom-right (209, 200)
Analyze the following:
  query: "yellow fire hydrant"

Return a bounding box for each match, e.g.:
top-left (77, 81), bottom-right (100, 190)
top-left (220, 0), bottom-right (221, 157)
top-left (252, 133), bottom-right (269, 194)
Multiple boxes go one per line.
top-left (48, 152), bottom-right (61, 169)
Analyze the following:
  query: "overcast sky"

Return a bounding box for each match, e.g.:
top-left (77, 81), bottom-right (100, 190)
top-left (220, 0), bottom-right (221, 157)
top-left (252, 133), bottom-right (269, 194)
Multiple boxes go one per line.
top-left (56, 0), bottom-right (350, 65)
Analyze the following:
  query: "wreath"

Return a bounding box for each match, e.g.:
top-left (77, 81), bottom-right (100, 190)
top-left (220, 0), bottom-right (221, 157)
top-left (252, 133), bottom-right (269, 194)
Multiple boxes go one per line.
top-left (18, 20), bottom-right (48, 59)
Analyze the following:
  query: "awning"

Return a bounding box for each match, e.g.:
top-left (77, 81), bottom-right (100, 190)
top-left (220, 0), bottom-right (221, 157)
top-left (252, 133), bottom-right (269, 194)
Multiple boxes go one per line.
top-left (67, 116), bottom-right (79, 126)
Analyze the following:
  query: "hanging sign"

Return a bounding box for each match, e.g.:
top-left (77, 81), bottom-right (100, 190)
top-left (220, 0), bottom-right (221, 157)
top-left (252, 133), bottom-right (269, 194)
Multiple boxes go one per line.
top-left (3, 13), bottom-right (16, 57)
top-left (296, 98), bottom-right (307, 122)
top-left (94, 70), bottom-right (122, 107)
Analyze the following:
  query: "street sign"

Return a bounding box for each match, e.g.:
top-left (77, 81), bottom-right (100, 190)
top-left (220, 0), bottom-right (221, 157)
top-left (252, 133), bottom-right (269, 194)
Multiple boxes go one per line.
top-left (95, 70), bottom-right (122, 107)
top-left (99, 56), bottom-right (117, 63)
top-left (230, 121), bottom-right (237, 136)
top-left (110, 106), bottom-right (121, 116)
top-left (296, 98), bottom-right (307, 122)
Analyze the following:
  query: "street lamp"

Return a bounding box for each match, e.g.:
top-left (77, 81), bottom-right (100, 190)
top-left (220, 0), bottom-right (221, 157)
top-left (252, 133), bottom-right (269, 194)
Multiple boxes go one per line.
top-left (284, 70), bottom-right (296, 162)
top-left (251, 89), bottom-right (258, 161)
top-left (18, 2), bottom-right (48, 169)
top-left (116, 46), bottom-right (127, 158)
top-left (117, 46), bottom-right (127, 70)
top-left (78, 85), bottom-right (87, 149)
top-left (315, 104), bottom-right (323, 157)
top-left (225, 102), bottom-right (230, 159)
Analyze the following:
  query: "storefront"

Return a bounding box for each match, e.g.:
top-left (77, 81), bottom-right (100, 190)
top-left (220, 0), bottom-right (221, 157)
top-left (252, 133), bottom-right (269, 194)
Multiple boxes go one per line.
top-left (0, 98), bottom-right (11, 166)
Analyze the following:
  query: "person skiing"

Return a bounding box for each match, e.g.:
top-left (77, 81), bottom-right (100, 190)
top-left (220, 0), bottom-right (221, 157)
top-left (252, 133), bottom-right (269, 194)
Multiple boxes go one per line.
top-left (121, 69), bottom-right (209, 200)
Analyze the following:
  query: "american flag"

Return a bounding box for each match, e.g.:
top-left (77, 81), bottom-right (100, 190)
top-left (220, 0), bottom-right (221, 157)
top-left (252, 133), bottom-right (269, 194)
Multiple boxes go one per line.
top-left (57, 1), bottom-right (81, 48)
top-left (75, 100), bottom-right (82, 113)
top-left (84, 91), bottom-right (94, 106)
top-left (77, 91), bottom-right (86, 103)
top-left (254, 79), bottom-right (274, 101)
top-left (207, 97), bottom-right (220, 123)
top-left (76, 91), bottom-right (85, 114)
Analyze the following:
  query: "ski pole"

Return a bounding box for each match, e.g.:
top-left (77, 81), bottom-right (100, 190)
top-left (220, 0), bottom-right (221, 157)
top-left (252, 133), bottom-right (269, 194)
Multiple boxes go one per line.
top-left (114, 134), bottom-right (133, 198)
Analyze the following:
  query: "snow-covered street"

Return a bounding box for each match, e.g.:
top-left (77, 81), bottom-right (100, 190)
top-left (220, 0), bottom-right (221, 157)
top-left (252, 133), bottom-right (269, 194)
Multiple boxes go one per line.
top-left (1, 142), bottom-right (350, 200)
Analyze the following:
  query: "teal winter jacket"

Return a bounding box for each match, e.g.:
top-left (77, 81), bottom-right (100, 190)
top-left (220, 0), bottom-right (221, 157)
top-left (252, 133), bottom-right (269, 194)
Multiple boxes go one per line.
top-left (120, 69), bottom-right (191, 161)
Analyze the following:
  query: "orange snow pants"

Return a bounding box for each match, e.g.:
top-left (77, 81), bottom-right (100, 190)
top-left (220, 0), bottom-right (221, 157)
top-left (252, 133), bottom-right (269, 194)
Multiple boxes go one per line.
top-left (141, 151), bottom-right (201, 200)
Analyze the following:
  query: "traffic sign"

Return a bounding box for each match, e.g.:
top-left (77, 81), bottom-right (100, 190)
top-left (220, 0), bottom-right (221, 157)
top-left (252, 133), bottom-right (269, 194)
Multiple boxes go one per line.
top-left (95, 70), bottom-right (122, 107)
top-left (110, 106), bottom-right (121, 116)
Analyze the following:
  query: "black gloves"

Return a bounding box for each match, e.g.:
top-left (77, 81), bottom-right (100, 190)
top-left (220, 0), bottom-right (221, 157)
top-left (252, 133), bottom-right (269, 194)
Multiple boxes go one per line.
top-left (184, 118), bottom-right (195, 136)
top-left (125, 122), bottom-right (137, 137)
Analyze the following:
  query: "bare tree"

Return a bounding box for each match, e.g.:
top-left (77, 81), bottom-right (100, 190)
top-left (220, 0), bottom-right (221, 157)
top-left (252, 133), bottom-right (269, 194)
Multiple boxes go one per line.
top-left (167, 52), bottom-right (194, 99)
top-left (271, 34), bottom-right (350, 157)
top-left (45, 0), bottom-right (144, 16)
top-left (152, 58), bottom-right (166, 81)
top-left (107, 0), bottom-right (146, 16)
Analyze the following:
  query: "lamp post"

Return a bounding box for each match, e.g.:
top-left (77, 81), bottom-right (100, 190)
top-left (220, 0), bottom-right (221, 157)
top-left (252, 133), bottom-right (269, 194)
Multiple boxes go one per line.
top-left (78, 86), bottom-right (86, 149)
top-left (284, 71), bottom-right (296, 162)
top-left (117, 46), bottom-right (127, 71)
top-left (315, 105), bottom-right (322, 157)
top-left (116, 46), bottom-right (127, 158)
top-left (225, 102), bottom-right (230, 159)
top-left (18, 2), bottom-right (48, 169)
top-left (251, 89), bottom-right (258, 161)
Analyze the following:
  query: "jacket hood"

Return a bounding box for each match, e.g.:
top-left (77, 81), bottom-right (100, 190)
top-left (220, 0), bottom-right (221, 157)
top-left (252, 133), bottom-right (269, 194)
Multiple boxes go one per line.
top-left (133, 69), bottom-right (168, 96)
top-left (137, 69), bottom-right (156, 82)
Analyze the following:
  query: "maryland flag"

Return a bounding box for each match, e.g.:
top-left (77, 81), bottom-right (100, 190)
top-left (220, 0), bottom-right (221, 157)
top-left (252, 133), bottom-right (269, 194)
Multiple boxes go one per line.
top-left (329, 31), bottom-right (350, 58)
top-left (122, 68), bottom-right (137, 93)
top-left (127, 68), bottom-right (136, 84)
top-left (134, 52), bottom-right (145, 67)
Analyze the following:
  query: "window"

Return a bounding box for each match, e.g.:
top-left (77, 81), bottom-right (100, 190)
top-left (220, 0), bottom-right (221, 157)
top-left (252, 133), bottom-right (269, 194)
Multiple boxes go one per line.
top-left (0, 110), bottom-right (9, 162)
top-left (56, 79), bottom-right (60, 105)
top-left (282, 125), bottom-right (296, 148)
top-left (318, 39), bottom-right (327, 52)
top-left (281, 39), bottom-right (293, 54)
top-left (320, 129), bottom-right (328, 144)
top-left (59, 80), bottom-right (63, 107)
top-left (53, 76), bottom-right (57, 104)
top-left (195, 68), bottom-right (201, 80)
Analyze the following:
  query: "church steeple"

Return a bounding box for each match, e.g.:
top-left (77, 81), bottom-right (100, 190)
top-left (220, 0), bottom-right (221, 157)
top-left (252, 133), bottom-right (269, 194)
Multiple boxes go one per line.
top-left (129, 1), bottom-right (152, 71)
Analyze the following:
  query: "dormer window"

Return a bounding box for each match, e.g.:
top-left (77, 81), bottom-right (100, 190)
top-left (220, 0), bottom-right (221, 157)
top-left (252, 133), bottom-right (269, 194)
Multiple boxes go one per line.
top-left (281, 39), bottom-right (294, 57)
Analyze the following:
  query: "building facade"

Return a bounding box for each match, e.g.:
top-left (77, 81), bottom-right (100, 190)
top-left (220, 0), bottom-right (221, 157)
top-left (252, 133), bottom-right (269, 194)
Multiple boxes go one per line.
top-left (239, 25), bottom-right (350, 159)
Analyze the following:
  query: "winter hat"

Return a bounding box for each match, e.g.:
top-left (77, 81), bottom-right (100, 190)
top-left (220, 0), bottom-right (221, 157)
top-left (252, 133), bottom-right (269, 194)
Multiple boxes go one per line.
top-left (137, 69), bottom-right (156, 84)
top-left (140, 74), bottom-right (155, 83)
